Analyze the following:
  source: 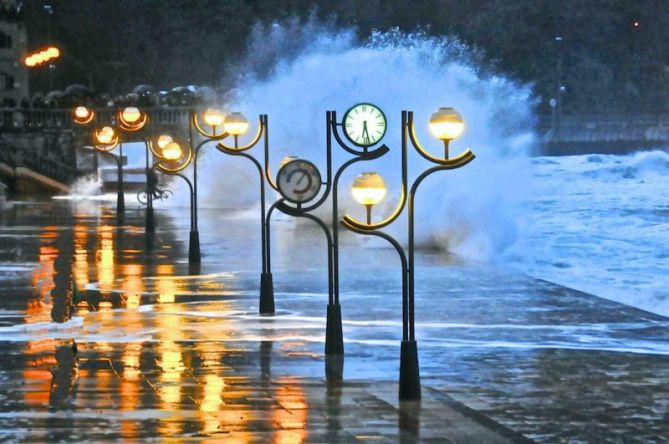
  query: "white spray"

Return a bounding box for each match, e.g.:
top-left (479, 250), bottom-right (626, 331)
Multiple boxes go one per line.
top-left (168, 21), bottom-right (537, 261)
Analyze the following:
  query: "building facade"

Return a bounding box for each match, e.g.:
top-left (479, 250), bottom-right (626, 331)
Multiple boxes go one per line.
top-left (0, 1), bottom-right (27, 106)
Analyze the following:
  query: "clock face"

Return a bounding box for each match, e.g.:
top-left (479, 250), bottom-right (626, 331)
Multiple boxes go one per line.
top-left (276, 159), bottom-right (322, 204)
top-left (342, 103), bottom-right (387, 147)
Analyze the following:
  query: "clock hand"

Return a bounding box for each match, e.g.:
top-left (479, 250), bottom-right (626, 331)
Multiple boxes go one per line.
top-left (296, 172), bottom-right (306, 186)
top-left (362, 121), bottom-right (370, 143)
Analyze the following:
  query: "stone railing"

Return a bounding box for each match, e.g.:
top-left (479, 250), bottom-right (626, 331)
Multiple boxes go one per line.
top-left (0, 107), bottom-right (195, 131)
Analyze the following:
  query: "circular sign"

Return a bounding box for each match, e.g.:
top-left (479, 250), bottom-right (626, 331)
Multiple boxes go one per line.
top-left (276, 159), bottom-right (322, 204)
top-left (342, 103), bottom-right (387, 147)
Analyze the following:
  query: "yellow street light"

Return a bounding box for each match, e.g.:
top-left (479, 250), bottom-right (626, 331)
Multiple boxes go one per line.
top-left (203, 108), bottom-right (225, 127)
top-left (429, 107), bottom-right (464, 141)
top-left (162, 141), bottom-right (183, 160)
top-left (121, 106), bottom-right (142, 124)
top-left (157, 134), bottom-right (173, 150)
top-left (352, 172), bottom-right (387, 225)
top-left (46, 46), bottom-right (60, 58)
top-left (280, 155), bottom-right (298, 167)
top-left (95, 126), bottom-right (116, 145)
top-left (223, 112), bottom-right (249, 136)
top-left (73, 105), bottom-right (95, 125)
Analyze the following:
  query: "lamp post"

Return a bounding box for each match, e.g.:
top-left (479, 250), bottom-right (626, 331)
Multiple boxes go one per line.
top-left (116, 106), bottom-right (155, 234)
top-left (147, 135), bottom-right (200, 263)
top-left (341, 108), bottom-right (475, 400)
top-left (212, 112), bottom-right (272, 313)
top-left (263, 108), bottom-right (389, 371)
top-left (90, 124), bottom-right (125, 224)
top-left (73, 105), bottom-right (153, 228)
top-left (188, 108), bottom-right (240, 265)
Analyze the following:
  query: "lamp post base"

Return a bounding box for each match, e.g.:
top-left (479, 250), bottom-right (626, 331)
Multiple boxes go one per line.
top-left (325, 353), bottom-right (344, 384)
top-left (259, 272), bottom-right (275, 315)
top-left (399, 340), bottom-right (421, 400)
top-left (325, 303), bottom-right (344, 356)
top-left (188, 230), bottom-right (201, 264)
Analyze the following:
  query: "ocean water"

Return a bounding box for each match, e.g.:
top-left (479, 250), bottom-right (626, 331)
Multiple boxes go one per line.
top-left (180, 21), bottom-right (667, 319)
top-left (508, 150), bottom-right (669, 317)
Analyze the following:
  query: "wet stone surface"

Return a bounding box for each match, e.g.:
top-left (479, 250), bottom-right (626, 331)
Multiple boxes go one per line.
top-left (0, 200), bottom-right (667, 442)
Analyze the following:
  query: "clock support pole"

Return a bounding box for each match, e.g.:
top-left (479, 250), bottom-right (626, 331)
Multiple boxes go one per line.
top-left (328, 109), bottom-right (392, 374)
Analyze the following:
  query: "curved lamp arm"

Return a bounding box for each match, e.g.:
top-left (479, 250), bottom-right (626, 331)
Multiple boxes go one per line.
top-left (342, 222), bottom-right (409, 341)
top-left (407, 111), bottom-right (475, 167)
top-left (190, 110), bottom-right (230, 140)
top-left (341, 186), bottom-right (406, 231)
top-left (263, 116), bottom-right (279, 191)
top-left (93, 137), bottom-right (119, 153)
top-left (340, 111), bottom-right (410, 231)
top-left (330, 110), bottom-right (380, 156)
top-left (292, 144), bottom-right (389, 215)
top-left (117, 111), bottom-right (148, 132)
top-left (216, 115), bottom-right (264, 152)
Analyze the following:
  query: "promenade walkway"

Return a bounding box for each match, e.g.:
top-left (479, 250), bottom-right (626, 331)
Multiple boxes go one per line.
top-left (0, 200), bottom-right (667, 442)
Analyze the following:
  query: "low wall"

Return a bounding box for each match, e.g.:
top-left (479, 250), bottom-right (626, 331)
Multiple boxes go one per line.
top-left (0, 130), bottom-right (77, 193)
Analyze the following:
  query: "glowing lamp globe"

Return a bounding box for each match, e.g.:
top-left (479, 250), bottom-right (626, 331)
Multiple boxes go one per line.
top-left (429, 107), bottom-right (464, 141)
top-left (280, 155), bottom-right (298, 167)
top-left (46, 47), bottom-right (60, 58)
top-left (156, 134), bottom-right (173, 150)
top-left (25, 56), bottom-right (35, 67)
top-left (223, 112), bottom-right (249, 136)
top-left (121, 107), bottom-right (142, 124)
top-left (203, 108), bottom-right (225, 127)
top-left (352, 172), bottom-right (387, 206)
top-left (162, 142), bottom-right (183, 160)
top-left (75, 106), bottom-right (90, 119)
top-left (96, 126), bottom-right (116, 145)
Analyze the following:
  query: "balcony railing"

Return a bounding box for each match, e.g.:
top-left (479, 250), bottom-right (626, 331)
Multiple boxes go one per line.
top-left (0, 107), bottom-right (195, 130)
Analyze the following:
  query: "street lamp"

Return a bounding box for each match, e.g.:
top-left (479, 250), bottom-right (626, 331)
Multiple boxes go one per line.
top-left (203, 108), bottom-right (225, 134)
top-left (147, 134), bottom-right (200, 264)
top-left (73, 105), bottom-right (164, 231)
top-left (213, 111), bottom-right (272, 313)
top-left (341, 108), bottom-right (475, 400)
top-left (90, 124), bottom-right (125, 223)
top-left (73, 106), bottom-right (95, 125)
top-left (187, 108), bottom-right (230, 265)
top-left (161, 141), bottom-right (183, 160)
top-left (428, 107), bottom-right (464, 158)
top-left (351, 172), bottom-right (387, 224)
top-left (114, 106), bottom-right (157, 235)
top-left (263, 107), bottom-right (389, 376)
top-left (222, 112), bottom-right (250, 148)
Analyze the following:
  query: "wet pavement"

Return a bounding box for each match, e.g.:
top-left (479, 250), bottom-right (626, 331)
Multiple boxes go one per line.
top-left (0, 199), bottom-right (668, 442)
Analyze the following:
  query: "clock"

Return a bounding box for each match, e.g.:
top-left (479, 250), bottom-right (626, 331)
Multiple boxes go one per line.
top-left (276, 159), bottom-right (322, 204)
top-left (342, 103), bottom-right (387, 147)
